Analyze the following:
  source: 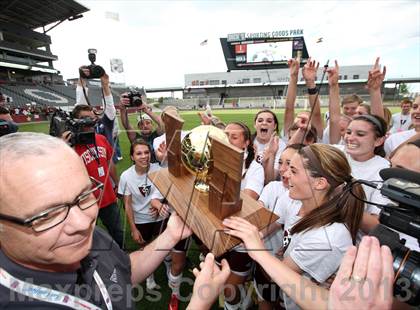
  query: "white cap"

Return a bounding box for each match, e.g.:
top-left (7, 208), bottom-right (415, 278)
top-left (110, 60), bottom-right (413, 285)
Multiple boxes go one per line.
top-left (137, 114), bottom-right (152, 123)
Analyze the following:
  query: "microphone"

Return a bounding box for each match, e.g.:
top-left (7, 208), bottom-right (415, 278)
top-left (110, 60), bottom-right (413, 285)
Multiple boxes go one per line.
top-left (380, 167), bottom-right (420, 184)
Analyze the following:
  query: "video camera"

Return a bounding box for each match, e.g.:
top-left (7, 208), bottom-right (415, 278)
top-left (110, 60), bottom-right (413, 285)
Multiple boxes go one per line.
top-left (358, 168), bottom-right (420, 305)
top-left (49, 109), bottom-right (96, 146)
top-left (79, 49), bottom-right (105, 79)
top-left (0, 120), bottom-right (19, 137)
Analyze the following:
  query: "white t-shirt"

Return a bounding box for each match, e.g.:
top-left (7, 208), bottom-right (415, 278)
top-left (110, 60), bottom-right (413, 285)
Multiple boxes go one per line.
top-left (241, 160), bottom-right (265, 195)
top-left (118, 163), bottom-right (165, 224)
top-left (254, 137), bottom-right (287, 171)
top-left (274, 194), bottom-right (350, 310)
top-left (333, 145), bottom-right (391, 215)
top-left (282, 223), bottom-right (352, 310)
top-left (152, 130), bottom-right (190, 152)
top-left (258, 181), bottom-right (288, 254)
top-left (384, 129), bottom-right (416, 156)
top-left (390, 112), bottom-right (412, 133)
top-left (322, 124), bottom-right (344, 145)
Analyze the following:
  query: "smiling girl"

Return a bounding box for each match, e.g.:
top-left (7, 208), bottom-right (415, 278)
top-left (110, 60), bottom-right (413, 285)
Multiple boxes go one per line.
top-left (118, 139), bottom-right (168, 289)
top-left (224, 144), bottom-right (365, 310)
top-left (253, 110), bottom-right (286, 183)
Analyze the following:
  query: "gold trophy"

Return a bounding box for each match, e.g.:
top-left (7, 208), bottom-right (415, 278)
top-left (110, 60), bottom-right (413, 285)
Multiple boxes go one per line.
top-left (181, 125), bottom-right (228, 192)
top-left (148, 112), bottom-right (278, 256)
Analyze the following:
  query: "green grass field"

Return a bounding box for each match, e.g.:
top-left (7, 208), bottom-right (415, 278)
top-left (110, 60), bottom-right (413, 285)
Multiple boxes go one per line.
top-left (16, 107), bottom-right (400, 309)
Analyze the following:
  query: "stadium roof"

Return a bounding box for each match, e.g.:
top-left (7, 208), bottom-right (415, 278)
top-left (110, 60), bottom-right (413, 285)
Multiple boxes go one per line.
top-left (0, 0), bottom-right (89, 29)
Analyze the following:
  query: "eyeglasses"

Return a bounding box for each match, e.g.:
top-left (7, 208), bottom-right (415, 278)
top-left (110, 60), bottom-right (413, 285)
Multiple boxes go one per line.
top-left (0, 177), bottom-right (103, 232)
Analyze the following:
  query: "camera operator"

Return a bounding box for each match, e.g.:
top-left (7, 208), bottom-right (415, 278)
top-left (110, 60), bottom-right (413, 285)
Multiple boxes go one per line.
top-left (62, 104), bottom-right (124, 249)
top-left (119, 93), bottom-right (163, 163)
top-left (0, 106), bottom-right (19, 137)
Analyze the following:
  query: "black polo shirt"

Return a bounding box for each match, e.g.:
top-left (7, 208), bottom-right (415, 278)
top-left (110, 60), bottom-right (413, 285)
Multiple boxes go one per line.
top-left (0, 228), bottom-right (133, 309)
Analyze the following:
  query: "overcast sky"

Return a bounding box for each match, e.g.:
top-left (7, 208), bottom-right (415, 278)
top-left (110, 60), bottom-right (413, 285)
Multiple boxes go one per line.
top-left (47, 0), bottom-right (420, 92)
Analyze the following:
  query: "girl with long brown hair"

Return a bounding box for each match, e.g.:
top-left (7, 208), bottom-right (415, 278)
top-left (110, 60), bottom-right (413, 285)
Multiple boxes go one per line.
top-left (223, 143), bottom-right (365, 310)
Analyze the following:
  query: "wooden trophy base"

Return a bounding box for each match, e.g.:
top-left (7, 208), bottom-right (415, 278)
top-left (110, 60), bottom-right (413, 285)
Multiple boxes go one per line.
top-left (148, 168), bottom-right (279, 257)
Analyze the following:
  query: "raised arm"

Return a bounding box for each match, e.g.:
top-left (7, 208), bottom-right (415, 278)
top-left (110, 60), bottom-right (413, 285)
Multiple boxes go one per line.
top-left (261, 134), bottom-right (279, 184)
top-left (327, 60), bottom-right (342, 144)
top-left (366, 57), bottom-right (386, 119)
top-left (76, 70), bottom-right (89, 105)
top-left (302, 58), bottom-right (323, 139)
top-left (288, 113), bottom-right (310, 145)
top-left (119, 94), bottom-right (137, 144)
top-left (100, 73), bottom-right (116, 121)
top-left (140, 94), bottom-right (164, 135)
top-left (284, 58), bottom-right (300, 135)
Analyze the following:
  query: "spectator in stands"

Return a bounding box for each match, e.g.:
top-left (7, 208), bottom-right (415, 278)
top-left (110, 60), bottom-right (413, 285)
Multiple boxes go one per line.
top-left (390, 98), bottom-right (412, 133)
top-left (65, 104), bottom-right (124, 249)
top-left (119, 93), bottom-right (164, 163)
top-left (0, 132), bottom-right (229, 309)
top-left (76, 69), bottom-right (116, 149)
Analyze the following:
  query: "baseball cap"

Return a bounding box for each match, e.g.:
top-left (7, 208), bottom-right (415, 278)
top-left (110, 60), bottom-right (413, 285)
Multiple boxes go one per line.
top-left (137, 114), bottom-right (152, 124)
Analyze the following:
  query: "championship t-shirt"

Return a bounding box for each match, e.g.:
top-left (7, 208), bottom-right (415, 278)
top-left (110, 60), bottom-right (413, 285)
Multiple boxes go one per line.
top-left (118, 163), bottom-right (165, 224)
top-left (74, 134), bottom-right (116, 209)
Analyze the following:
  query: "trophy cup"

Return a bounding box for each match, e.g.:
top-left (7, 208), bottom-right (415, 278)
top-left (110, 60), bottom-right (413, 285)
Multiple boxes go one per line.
top-left (148, 112), bottom-right (278, 256)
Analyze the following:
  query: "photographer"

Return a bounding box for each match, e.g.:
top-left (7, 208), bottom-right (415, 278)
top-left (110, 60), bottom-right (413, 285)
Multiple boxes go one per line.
top-left (76, 70), bottom-right (116, 147)
top-left (119, 93), bottom-right (163, 163)
top-left (62, 104), bottom-right (124, 249)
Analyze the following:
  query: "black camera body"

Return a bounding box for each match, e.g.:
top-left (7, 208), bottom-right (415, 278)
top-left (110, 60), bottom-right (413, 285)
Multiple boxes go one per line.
top-left (49, 110), bottom-right (96, 146)
top-left (123, 91), bottom-right (143, 107)
top-left (79, 49), bottom-right (105, 79)
top-left (364, 168), bottom-right (420, 305)
top-left (0, 120), bottom-right (19, 137)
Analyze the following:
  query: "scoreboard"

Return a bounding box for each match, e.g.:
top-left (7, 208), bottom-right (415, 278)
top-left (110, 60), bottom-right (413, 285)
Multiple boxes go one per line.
top-left (220, 29), bottom-right (309, 71)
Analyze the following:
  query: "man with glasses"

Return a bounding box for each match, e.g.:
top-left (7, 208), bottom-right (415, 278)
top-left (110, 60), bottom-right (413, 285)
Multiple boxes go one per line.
top-left (0, 132), bottom-right (230, 309)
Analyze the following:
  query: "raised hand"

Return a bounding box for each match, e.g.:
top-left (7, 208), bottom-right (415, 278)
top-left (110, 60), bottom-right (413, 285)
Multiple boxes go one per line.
top-left (302, 57), bottom-right (319, 86)
top-left (366, 57), bottom-right (386, 91)
top-left (327, 60), bottom-right (340, 87)
top-left (262, 133), bottom-right (279, 162)
top-left (198, 111), bottom-right (212, 125)
top-left (295, 112), bottom-right (311, 131)
top-left (119, 93), bottom-right (131, 107)
top-left (100, 73), bottom-right (110, 86)
top-left (288, 57), bottom-right (300, 78)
